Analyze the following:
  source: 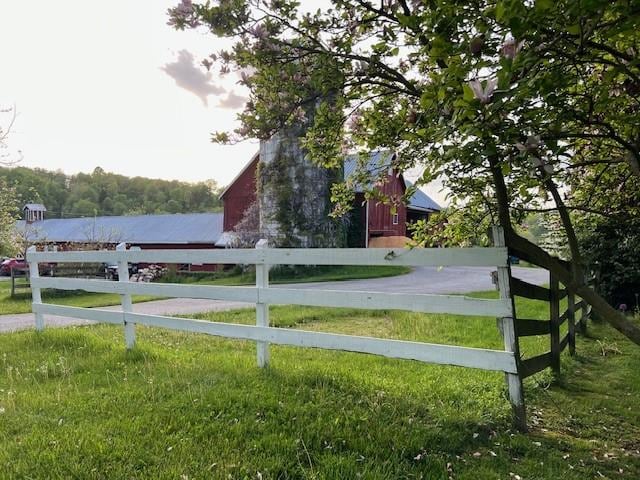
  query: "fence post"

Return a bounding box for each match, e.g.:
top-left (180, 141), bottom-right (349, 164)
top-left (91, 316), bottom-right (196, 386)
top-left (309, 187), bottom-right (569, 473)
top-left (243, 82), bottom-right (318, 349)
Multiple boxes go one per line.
top-left (549, 273), bottom-right (561, 374)
top-left (579, 272), bottom-right (589, 334)
top-left (491, 226), bottom-right (527, 431)
top-left (27, 246), bottom-right (44, 331)
top-left (255, 239), bottom-right (270, 368)
top-left (117, 243), bottom-right (135, 349)
top-left (580, 301), bottom-right (589, 333)
top-left (567, 291), bottom-right (576, 356)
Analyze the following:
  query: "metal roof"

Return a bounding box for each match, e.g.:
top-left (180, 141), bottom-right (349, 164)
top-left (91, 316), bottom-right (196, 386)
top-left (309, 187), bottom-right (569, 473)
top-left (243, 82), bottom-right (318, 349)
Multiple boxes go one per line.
top-left (403, 179), bottom-right (441, 212)
top-left (343, 151), bottom-right (441, 212)
top-left (15, 212), bottom-right (224, 244)
top-left (23, 203), bottom-right (47, 211)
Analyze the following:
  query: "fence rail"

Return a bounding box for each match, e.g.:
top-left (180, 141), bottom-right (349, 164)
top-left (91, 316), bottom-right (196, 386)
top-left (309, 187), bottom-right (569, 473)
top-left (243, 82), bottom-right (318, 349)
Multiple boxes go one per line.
top-left (25, 230), bottom-right (592, 432)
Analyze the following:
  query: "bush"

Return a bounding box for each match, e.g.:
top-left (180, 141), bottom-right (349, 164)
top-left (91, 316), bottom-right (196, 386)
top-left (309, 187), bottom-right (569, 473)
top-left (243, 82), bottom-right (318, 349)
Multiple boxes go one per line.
top-left (579, 215), bottom-right (640, 310)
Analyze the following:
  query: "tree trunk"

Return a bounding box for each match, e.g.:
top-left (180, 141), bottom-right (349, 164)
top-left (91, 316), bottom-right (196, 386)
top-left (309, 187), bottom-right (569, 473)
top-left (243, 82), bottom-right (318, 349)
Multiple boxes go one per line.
top-left (487, 154), bottom-right (640, 346)
top-left (506, 229), bottom-right (640, 346)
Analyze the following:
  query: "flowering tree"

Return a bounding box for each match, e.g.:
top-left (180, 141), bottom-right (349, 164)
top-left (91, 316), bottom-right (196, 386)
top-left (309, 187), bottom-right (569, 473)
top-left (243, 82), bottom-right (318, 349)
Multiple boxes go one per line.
top-left (168, 0), bottom-right (640, 344)
top-left (0, 106), bottom-right (22, 256)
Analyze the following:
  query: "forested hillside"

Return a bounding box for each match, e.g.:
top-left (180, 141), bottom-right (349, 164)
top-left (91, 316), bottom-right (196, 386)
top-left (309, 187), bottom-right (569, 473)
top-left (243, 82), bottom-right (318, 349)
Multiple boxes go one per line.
top-left (1, 166), bottom-right (224, 218)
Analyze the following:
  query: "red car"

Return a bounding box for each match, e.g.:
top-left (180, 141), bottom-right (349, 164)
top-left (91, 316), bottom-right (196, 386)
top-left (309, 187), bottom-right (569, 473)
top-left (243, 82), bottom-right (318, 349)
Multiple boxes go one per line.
top-left (0, 257), bottom-right (27, 276)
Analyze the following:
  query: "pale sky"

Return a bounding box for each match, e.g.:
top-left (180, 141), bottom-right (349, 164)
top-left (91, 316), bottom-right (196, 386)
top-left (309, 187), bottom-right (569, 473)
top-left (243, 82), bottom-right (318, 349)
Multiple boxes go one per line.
top-left (0, 0), bottom-right (257, 186)
top-left (0, 0), bottom-right (447, 205)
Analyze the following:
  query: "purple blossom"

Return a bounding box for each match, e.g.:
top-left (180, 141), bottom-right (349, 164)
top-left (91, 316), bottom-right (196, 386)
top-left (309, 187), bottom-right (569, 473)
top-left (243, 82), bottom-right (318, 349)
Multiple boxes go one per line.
top-left (468, 78), bottom-right (497, 104)
top-left (501, 37), bottom-right (524, 60)
top-left (167, 0), bottom-right (201, 29)
top-left (249, 23), bottom-right (268, 39)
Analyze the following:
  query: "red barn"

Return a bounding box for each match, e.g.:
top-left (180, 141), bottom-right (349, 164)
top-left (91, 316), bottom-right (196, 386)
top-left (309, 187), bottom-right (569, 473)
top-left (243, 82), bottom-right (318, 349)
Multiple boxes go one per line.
top-left (220, 153), bottom-right (259, 232)
top-left (221, 150), bottom-right (441, 247)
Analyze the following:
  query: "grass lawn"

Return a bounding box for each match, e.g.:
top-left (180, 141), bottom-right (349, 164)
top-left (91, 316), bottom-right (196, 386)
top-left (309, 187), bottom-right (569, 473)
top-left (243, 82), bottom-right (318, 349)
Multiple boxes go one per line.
top-left (160, 264), bottom-right (412, 286)
top-left (0, 293), bottom-right (638, 479)
top-left (0, 265), bottom-right (410, 316)
top-left (0, 281), bottom-right (159, 316)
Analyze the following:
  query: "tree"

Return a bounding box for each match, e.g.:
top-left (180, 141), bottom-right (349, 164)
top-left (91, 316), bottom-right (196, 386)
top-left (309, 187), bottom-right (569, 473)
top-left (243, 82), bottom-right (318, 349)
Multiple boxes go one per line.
top-left (168, 0), bottom-right (640, 344)
top-left (0, 178), bottom-right (19, 256)
top-left (0, 106), bottom-right (22, 255)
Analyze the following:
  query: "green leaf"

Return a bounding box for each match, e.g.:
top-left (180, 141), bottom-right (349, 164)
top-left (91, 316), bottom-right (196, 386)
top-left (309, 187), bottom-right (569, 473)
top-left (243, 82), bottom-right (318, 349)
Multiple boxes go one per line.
top-left (462, 84), bottom-right (475, 102)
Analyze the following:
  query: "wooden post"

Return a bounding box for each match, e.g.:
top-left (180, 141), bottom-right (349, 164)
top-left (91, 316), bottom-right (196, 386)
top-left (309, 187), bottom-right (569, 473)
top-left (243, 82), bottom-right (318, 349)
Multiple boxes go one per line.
top-left (27, 246), bottom-right (44, 331)
top-left (580, 301), bottom-right (588, 333)
top-left (117, 243), bottom-right (135, 349)
top-left (10, 266), bottom-right (16, 297)
top-left (567, 291), bottom-right (576, 356)
top-left (549, 273), bottom-right (561, 374)
top-left (491, 226), bottom-right (527, 431)
top-left (255, 239), bottom-right (270, 367)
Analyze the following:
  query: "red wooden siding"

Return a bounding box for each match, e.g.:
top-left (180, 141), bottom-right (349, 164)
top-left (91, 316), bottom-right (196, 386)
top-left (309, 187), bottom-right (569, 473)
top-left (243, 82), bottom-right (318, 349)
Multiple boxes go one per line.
top-left (221, 155), bottom-right (259, 232)
top-left (367, 170), bottom-right (407, 238)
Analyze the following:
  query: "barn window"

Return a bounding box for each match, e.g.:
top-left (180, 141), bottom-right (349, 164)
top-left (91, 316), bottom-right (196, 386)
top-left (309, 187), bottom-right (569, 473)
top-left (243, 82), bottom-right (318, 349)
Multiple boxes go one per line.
top-left (392, 213), bottom-right (399, 225)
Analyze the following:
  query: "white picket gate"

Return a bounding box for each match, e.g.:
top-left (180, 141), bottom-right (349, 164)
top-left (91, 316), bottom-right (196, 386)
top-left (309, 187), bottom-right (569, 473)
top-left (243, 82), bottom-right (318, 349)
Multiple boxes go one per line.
top-left (26, 226), bottom-right (526, 429)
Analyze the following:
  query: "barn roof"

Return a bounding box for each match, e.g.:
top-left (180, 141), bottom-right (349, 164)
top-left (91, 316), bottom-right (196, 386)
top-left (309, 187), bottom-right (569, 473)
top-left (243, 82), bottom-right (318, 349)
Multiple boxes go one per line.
top-left (15, 212), bottom-right (224, 245)
top-left (403, 179), bottom-right (441, 212)
top-left (343, 151), bottom-right (441, 212)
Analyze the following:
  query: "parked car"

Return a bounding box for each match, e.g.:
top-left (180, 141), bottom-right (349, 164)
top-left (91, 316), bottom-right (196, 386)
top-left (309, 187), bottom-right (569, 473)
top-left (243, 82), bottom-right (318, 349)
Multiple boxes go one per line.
top-left (0, 258), bottom-right (27, 276)
top-left (103, 262), bottom-right (138, 281)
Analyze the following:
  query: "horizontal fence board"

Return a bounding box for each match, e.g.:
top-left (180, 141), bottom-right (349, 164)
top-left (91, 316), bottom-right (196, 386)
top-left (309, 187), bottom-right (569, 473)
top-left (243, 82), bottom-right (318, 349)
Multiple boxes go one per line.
top-left (27, 249), bottom-right (263, 265)
top-left (33, 303), bottom-right (123, 324)
top-left (28, 247), bottom-right (509, 268)
top-left (510, 277), bottom-right (549, 301)
top-left (32, 277), bottom-right (258, 303)
top-left (559, 311), bottom-right (568, 326)
top-left (516, 318), bottom-right (550, 337)
top-left (31, 277), bottom-right (511, 317)
top-left (560, 333), bottom-right (569, 352)
top-left (259, 288), bottom-right (512, 317)
top-left (261, 247), bottom-right (508, 267)
top-left (126, 313), bottom-right (518, 373)
top-left (521, 352), bottom-right (552, 378)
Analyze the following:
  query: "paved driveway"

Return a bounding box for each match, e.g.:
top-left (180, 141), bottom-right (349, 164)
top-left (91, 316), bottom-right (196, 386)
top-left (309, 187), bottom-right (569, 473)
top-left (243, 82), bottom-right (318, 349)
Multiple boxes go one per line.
top-left (0, 266), bottom-right (547, 333)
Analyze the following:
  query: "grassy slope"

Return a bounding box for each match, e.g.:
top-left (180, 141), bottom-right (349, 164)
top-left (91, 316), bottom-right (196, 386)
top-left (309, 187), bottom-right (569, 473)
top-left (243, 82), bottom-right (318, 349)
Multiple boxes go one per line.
top-left (0, 294), bottom-right (638, 479)
top-left (0, 266), bottom-right (410, 315)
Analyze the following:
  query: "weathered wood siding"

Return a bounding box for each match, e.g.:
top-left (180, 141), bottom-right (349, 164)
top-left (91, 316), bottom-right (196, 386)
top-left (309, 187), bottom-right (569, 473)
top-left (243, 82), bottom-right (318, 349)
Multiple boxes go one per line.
top-left (222, 155), bottom-right (258, 232)
top-left (368, 170), bottom-right (407, 238)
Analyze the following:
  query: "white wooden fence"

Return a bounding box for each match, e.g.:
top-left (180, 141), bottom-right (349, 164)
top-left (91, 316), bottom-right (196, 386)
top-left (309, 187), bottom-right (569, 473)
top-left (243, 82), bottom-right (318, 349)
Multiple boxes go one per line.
top-left (26, 227), bottom-right (527, 429)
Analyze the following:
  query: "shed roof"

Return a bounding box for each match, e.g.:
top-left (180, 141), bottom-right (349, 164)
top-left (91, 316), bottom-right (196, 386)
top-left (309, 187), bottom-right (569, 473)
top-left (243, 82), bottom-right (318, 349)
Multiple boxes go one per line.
top-left (15, 212), bottom-right (223, 245)
top-left (23, 203), bottom-right (47, 211)
top-left (343, 151), bottom-right (441, 212)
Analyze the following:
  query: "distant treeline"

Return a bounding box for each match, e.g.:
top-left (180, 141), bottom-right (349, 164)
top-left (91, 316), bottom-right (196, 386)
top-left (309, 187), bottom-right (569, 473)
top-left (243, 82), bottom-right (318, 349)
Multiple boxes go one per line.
top-left (1, 166), bottom-right (224, 219)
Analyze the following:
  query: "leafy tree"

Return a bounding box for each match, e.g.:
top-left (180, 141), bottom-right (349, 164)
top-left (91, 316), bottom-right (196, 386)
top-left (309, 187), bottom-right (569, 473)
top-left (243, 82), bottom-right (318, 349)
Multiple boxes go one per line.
top-left (0, 165), bottom-right (225, 218)
top-left (0, 178), bottom-right (19, 256)
top-left (168, 0), bottom-right (640, 343)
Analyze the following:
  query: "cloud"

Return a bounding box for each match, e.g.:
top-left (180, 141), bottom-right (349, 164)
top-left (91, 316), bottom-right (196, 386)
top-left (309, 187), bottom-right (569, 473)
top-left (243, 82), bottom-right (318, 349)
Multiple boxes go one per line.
top-left (217, 91), bottom-right (247, 110)
top-left (161, 50), bottom-right (226, 106)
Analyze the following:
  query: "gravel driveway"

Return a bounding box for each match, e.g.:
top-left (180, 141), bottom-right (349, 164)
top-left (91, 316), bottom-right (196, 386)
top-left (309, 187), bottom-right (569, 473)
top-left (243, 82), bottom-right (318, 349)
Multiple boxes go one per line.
top-left (0, 266), bottom-right (547, 333)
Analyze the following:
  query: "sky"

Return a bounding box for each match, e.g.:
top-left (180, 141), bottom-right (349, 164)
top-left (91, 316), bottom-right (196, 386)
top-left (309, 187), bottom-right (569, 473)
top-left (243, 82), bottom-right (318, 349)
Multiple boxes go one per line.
top-left (0, 0), bottom-right (446, 204)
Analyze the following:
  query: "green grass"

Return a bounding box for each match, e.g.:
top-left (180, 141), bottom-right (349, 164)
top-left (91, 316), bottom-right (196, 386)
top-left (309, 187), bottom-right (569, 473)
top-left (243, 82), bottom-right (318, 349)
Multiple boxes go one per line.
top-left (0, 281), bottom-right (159, 316)
top-left (161, 264), bottom-right (411, 286)
top-left (1, 294), bottom-right (639, 479)
top-left (0, 265), bottom-right (410, 315)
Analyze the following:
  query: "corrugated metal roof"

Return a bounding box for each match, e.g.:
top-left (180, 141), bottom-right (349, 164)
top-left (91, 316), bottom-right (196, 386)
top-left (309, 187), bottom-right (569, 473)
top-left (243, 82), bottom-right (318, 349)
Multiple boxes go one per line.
top-left (343, 151), bottom-right (441, 212)
top-left (15, 212), bottom-right (224, 244)
top-left (403, 179), bottom-right (441, 212)
top-left (23, 203), bottom-right (47, 211)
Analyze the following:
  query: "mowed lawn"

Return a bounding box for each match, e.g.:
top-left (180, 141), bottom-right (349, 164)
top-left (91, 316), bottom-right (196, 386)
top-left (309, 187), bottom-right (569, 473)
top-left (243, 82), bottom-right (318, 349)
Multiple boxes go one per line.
top-left (0, 265), bottom-right (410, 315)
top-left (0, 294), bottom-right (639, 479)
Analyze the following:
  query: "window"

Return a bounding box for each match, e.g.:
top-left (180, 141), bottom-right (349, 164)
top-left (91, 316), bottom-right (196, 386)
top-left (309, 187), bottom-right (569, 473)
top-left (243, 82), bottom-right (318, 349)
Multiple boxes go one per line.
top-left (392, 213), bottom-right (399, 225)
